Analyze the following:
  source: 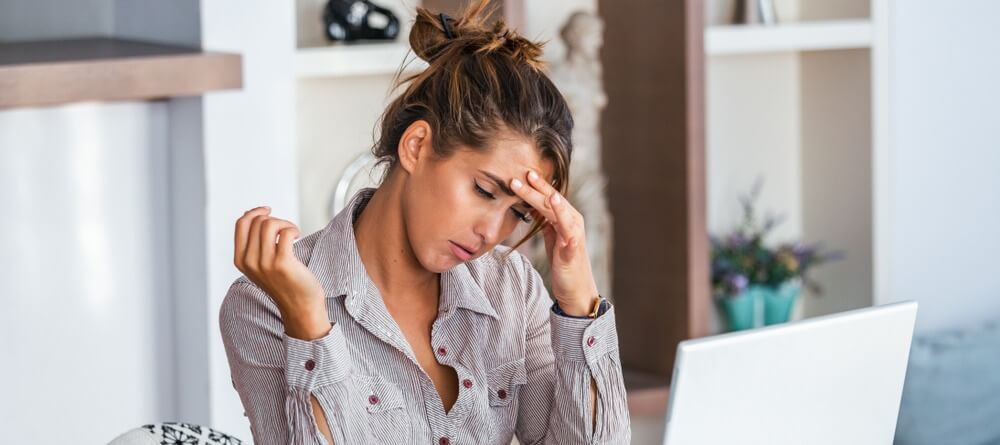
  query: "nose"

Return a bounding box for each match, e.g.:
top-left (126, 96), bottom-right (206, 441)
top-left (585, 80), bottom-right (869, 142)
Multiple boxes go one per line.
top-left (473, 208), bottom-right (508, 247)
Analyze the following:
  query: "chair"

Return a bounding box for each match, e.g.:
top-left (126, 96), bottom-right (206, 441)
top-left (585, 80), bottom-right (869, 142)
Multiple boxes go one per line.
top-left (107, 422), bottom-right (244, 445)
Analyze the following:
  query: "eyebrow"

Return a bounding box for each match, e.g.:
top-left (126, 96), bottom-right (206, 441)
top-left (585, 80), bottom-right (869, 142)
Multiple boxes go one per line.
top-left (479, 170), bottom-right (529, 207)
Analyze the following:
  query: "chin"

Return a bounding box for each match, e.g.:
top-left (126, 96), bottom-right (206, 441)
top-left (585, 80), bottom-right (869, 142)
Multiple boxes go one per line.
top-left (417, 249), bottom-right (458, 273)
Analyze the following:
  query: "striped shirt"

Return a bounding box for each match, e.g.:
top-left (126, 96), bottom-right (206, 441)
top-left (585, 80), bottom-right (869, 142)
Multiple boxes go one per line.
top-left (219, 188), bottom-right (631, 444)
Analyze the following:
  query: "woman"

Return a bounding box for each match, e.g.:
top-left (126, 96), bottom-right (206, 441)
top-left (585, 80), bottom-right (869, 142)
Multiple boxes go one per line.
top-left (219, 2), bottom-right (631, 444)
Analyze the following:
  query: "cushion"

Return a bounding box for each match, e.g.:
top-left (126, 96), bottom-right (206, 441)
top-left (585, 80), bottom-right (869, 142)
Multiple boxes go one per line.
top-left (895, 319), bottom-right (1000, 445)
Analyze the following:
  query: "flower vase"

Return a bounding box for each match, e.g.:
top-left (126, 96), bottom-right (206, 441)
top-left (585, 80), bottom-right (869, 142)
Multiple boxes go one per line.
top-left (763, 281), bottom-right (801, 325)
top-left (720, 289), bottom-right (760, 331)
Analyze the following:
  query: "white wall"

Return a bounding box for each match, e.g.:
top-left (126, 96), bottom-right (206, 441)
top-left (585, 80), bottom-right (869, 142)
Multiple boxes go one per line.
top-left (707, 53), bottom-right (804, 244)
top-left (0, 102), bottom-right (174, 443)
top-left (799, 49), bottom-right (873, 318)
top-left (882, 0), bottom-right (1000, 333)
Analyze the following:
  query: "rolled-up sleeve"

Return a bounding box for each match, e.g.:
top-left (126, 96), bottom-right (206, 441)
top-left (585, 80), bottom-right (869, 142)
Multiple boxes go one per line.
top-left (515, 257), bottom-right (632, 444)
top-left (219, 279), bottom-right (370, 445)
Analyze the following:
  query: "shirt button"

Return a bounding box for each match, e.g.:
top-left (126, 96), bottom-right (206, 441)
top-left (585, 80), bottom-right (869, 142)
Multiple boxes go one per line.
top-left (586, 336), bottom-right (597, 347)
top-left (304, 359), bottom-right (316, 371)
top-left (368, 394), bottom-right (379, 405)
top-left (437, 346), bottom-right (448, 356)
top-left (462, 379), bottom-right (473, 389)
top-left (439, 437), bottom-right (450, 445)
top-left (497, 389), bottom-right (508, 400)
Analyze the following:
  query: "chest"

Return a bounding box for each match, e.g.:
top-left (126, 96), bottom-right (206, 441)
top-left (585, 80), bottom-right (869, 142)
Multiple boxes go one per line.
top-left (386, 300), bottom-right (460, 411)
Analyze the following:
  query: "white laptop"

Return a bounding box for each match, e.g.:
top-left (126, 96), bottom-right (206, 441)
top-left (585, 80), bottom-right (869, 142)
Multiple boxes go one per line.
top-left (662, 301), bottom-right (918, 445)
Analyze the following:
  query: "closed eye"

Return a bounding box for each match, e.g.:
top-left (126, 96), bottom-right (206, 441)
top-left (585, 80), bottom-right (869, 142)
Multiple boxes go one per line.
top-left (474, 182), bottom-right (495, 199)
top-left (474, 182), bottom-right (533, 223)
top-left (512, 208), bottom-right (532, 223)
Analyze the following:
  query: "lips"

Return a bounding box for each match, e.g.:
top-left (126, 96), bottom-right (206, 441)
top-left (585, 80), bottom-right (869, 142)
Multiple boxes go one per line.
top-left (449, 241), bottom-right (478, 261)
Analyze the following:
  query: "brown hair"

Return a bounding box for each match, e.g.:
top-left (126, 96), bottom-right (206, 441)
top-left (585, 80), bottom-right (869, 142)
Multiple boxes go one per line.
top-left (372, 0), bottom-right (574, 252)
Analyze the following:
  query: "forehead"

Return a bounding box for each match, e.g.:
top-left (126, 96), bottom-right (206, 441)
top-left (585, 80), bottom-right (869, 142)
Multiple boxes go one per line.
top-left (450, 134), bottom-right (555, 182)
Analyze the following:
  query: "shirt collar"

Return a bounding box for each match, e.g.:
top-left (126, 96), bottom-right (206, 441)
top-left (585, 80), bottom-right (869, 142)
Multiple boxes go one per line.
top-left (306, 187), bottom-right (499, 320)
top-left (306, 188), bottom-right (374, 318)
top-left (440, 260), bottom-right (499, 320)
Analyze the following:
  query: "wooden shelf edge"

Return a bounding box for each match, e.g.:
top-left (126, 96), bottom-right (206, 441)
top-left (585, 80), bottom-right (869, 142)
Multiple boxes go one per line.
top-left (625, 367), bottom-right (671, 417)
top-left (0, 38), bottom-right (242, 110)
top-left (706, 19), bottom-right (873, 55)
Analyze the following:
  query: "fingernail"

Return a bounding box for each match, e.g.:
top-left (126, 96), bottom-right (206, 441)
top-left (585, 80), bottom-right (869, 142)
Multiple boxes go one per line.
top-left (528, 171), bottom-right (539, 181)
top-left (511, 179), bottom-right (523, 190)
top-left (552, 193), bottom-right (561, 205)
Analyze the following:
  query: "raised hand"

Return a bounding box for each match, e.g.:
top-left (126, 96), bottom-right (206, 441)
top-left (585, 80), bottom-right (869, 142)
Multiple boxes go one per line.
top-left (511, 170), bottom-right (600, 317)
top-left (234, 207), bottom-right (330, 339)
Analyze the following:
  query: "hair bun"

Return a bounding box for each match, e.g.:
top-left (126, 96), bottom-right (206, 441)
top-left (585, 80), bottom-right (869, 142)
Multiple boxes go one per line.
top-left (409, 0), bottom-right (545, 70)
top-left (409, 8), bottom-right (451, 62)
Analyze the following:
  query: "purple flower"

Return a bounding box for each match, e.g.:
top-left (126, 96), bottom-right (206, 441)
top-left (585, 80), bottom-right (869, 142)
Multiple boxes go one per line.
top-left (723, 273), bottom-right (749, 295)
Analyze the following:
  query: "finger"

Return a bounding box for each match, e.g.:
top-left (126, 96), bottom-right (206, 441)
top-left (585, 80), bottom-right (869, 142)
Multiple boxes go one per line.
top-left (245, 213), bottom-right (271, 271)
top-left (517, 170), bottom-right (578, 248)
top-left (276, 226), bottom-right (301, 261)
top-left (522, 169), bottom-right (572, 227)
top-left (235, 207), bottom-right (270, 271)
top-left (511, 176), bottom-right (556, 222)
top-left (548, 192), bottom-right (581, 248)
top-left (525, 169), bottom-right (559, 198)
top-left (541, 222), bottom-right (558, 259)
top-left (260, 218), bottom-right (296, 270)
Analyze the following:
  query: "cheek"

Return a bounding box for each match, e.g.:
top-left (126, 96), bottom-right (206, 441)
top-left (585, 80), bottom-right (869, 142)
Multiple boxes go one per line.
top-left (407, 176), bottom-right (469, 242)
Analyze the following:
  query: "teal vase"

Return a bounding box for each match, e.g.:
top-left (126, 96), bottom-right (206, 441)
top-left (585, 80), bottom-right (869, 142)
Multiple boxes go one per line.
top-left (720, 290), bottom-right (758, 331)
top-left (721, 282), bottom-right (801, 331)
top-left (763, 281), bottom-right (801, 325)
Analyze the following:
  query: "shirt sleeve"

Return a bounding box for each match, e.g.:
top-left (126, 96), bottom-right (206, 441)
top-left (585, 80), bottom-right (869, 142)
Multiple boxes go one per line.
top-left (514, 257), bottom-right (632, 444)
top-left (218, 279), bottom-right (374, 444)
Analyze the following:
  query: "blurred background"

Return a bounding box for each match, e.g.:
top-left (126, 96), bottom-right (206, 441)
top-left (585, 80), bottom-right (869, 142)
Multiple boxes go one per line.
top-left (1, 0), bottom-right (998, 444)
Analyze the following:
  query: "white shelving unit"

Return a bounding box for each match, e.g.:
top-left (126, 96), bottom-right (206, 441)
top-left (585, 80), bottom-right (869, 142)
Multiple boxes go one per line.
top-left (705, 0), bottom-right (888, 324)
top-left (296, 42), bottom-right (426, 78)
top-left (706, 19), bottom-right (873, 55)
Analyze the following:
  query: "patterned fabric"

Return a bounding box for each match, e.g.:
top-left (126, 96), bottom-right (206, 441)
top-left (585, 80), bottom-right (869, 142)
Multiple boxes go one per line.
top-left (219, 188), bottom-right (631, 444)
top-left (107, 422), bottom-right (243, 445)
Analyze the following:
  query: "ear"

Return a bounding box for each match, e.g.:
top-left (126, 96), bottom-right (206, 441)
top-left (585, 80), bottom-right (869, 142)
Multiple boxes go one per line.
top-left (397, 120), bottom-right (433, 175)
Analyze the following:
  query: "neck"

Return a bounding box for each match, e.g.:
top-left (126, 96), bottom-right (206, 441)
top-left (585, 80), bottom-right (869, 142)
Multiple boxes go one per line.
top-left (353, 171), bottom-right (439, 305)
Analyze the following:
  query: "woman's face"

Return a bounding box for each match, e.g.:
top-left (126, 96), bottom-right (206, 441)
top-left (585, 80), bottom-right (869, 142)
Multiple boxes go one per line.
top-left (400, 127), bottom-right (554, 273)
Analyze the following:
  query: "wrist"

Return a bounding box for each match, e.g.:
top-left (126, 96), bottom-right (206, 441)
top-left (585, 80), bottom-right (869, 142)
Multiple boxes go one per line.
top-left (557, 294), bottom-right (601, 318)
top-left (280, 303), bottom-right (332, 341)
